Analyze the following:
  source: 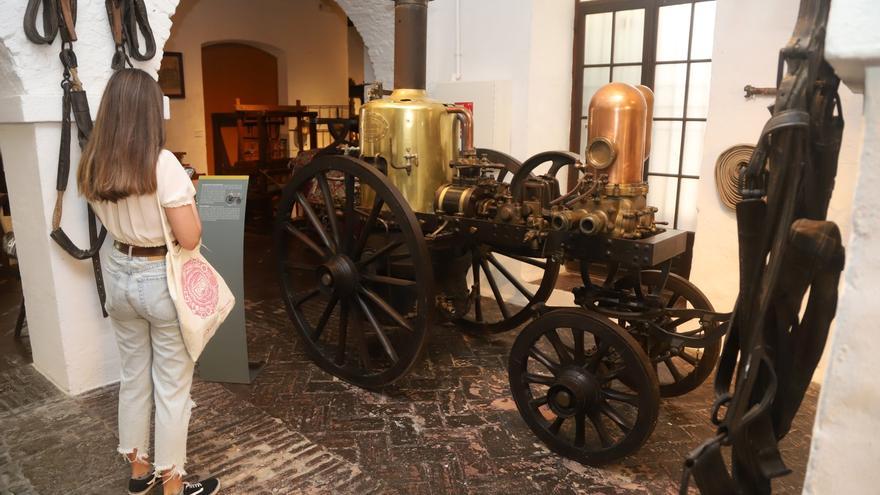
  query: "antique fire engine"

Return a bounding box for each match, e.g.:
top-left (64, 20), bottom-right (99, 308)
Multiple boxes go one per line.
top-left (275, 0), bottom-right (727, 465)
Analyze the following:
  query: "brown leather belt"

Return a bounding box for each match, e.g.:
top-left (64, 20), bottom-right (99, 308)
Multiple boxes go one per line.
top-left (113, 240), bottom-right (167, 257)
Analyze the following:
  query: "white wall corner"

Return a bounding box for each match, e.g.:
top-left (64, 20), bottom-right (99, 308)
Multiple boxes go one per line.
top-left (826, 0), bottom-right (880, 93)
top-left (803, 64), bottom-right (880, 495)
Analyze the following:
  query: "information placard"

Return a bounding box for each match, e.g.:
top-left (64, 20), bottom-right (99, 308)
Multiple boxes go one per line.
top-left (195, 176), bottom-right (259, 383)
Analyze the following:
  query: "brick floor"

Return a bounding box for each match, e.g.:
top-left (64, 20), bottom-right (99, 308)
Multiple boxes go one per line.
top-left (224, 297), bottom-right (817, 495)
top-left (0, 365), bottom-right (381, 494)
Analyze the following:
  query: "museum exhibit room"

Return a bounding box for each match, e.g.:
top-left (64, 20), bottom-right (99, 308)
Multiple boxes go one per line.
top-left (1, 0), bottom-right (879, 493)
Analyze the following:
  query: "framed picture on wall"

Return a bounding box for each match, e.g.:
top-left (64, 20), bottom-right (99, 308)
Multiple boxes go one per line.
top-left (158, 52), bottom-right (185, 98)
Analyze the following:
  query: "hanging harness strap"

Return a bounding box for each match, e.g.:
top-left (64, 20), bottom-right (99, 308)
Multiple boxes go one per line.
top-left (22, 0), bottom-right (157, 316)
top-left (106, 0), bottom-right (156, 70)
top-left (23, 0), bottom-right (109, 316)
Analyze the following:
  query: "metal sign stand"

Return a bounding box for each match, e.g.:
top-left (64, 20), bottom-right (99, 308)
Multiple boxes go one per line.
top-left (195, 176), bottom-right (263, 383)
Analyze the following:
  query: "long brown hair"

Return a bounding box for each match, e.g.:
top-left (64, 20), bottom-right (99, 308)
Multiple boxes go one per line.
top-left (78, 68), bottom-right (166, 202)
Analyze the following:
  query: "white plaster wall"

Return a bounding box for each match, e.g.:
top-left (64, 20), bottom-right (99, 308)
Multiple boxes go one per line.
top-left (803, 73), bottom-right (879, 490)
top-left (689, 0), bottom-right (862, 382)
top-left (163, 0), bottom-right (351, 172)
top-left (524, 1), bottom-right (575, 158)
top-left (336, 0), bottom-right (394, 86)
top-left (0, 0), bottom-right (175, 114)
top-left (804, 0), bottom-right (880, 488)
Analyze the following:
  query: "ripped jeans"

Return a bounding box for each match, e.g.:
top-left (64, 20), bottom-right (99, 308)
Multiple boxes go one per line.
top-left (104, 248), bottom-right (195, 477)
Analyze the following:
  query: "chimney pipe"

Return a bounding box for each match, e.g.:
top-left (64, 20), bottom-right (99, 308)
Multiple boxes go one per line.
top-left (394, 0), bottom-right (429, 90)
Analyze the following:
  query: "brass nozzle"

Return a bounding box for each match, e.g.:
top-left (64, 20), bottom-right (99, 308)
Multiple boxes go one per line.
top-left (550, 209), bottom-right (588, 231)
top-left (579, 211), bottom-right (608, 236)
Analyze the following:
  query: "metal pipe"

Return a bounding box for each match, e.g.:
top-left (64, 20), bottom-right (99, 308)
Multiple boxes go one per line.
top-left (394, 0), bottom-right (429, 90)
top-left (446, 106), bottom-right (474, 155)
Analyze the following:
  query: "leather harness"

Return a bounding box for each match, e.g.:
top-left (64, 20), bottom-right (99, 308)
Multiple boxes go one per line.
top-left (22, 0), bottom-right (156, 316)
top-left (681, 1), bottom-right (845, 493)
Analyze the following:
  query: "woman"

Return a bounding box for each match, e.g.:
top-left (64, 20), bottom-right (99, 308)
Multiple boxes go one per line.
top-left (78, 68), bottom-right (220, 495)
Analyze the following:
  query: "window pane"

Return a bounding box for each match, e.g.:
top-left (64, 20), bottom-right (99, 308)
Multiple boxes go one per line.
top-left (649, 121), bottom-right (682, 175)
top-left (578, 118), bottom-right (589, 158)
top-left (582, 66), bottom-right (611, 116)
top-left (691, 1), bottom-right (717, 60)
top-left (584, 13), bottom-right (613, 65)
top-left (677, 178), bottom-right (700, 231)
top-left (682, 121), bottom-right (706, 176)
top-left (687, 62), bottom-right (712, 118)
top-left (647, 175), bottom-right (678, 227)
top-left (614, 9), bottom-right (645, 64)
top-left (612, 65), bottom-right (642, 86)
top-left (656, 4), bottom-right (692, 61)
top-left (654, 63), bottom-right (687, 118)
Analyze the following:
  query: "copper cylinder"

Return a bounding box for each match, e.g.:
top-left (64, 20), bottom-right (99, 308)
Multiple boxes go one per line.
top-left (636, 85), bottom-right (654, 161)
top-left (586, 82), bottom-right (648, 186)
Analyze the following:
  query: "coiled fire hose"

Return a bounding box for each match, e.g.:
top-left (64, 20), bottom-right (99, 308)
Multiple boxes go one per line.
top-left (714, 144), bottom-right (755, 211)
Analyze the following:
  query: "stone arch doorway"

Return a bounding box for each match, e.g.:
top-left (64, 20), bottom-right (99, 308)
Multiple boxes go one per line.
top-left (201, 42), bottom-right (280, 173)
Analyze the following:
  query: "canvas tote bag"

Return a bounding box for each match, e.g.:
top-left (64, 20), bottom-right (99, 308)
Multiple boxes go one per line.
top-left (157, 196), bottom-right (235, 362)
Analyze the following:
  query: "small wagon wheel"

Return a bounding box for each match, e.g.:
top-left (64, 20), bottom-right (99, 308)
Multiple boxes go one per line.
top-left (614, 271), bottom-right (722, 397)
top-left (274, 155), bottom-right (433, 388)
top-left (455, 149), bottom-right (561, 334)
top-left (508, 150), bottom-right (582, 204)
top-left (455, 246), bottom-right (560, 333)
top-left (508, 308), bottom-right (659, 465)
top-left (475, 147), bottom-right (521, 183)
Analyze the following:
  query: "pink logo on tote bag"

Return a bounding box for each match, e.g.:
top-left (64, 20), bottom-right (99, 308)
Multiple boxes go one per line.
top-left (182, 259), bottom-right (219, 318)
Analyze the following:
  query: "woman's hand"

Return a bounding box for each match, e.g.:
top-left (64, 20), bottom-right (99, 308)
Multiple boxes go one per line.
top-left (165, 203), bottom-right (202, 250)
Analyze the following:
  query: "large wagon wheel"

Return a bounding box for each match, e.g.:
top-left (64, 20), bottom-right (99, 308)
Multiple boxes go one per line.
top-left (274, 155), bottom-right (433, 388)
top-left (454, 149), bottom-right (561, 334)
top-left (613, 271), bottom-right (721, 397)
top-left (508, 308), bottom-right (660, 465)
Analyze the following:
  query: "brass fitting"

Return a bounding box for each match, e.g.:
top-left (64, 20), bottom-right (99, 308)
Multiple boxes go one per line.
top-left (550, 209), bottom-right (588, 231)
top-left (578, 211), bottom-right (608, 236)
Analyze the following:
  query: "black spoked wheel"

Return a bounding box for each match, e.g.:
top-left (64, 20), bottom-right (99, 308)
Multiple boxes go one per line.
top-left (274, 155), bottom-right (433, 388)
top-left (616, 271), bottom-right (721, 397)
top-left (452, 149), bottom-right (564, 333)
top-left (509, 308), bottom-right (659, 465)
top-left (455, 246), bottom-right (560, 333)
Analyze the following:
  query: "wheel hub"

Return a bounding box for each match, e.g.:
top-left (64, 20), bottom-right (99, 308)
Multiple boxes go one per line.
top-left (547, 367), bottom-right (602, 417)
top-left (317, 255), bottom-right (359, 296)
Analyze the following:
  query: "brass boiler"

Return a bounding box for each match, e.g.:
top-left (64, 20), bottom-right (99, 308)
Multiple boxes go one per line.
top-left (560, 82), bottom-right (659, 239)
top-left (359, 89), bottom-right (461, 213)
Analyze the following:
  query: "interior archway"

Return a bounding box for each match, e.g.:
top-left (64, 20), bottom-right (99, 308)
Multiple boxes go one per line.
top-left (201, 42), bottom-right (280, 173)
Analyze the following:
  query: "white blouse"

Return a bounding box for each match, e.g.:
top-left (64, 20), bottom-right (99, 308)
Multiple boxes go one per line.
top-left (90, 150), bottom-right (196, 247)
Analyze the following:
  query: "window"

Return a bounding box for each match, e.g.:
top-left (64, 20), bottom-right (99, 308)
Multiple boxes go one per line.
top-left (571, 0), bottom-right (717, 231)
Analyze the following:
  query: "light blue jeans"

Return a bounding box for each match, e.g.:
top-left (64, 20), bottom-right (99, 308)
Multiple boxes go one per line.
top-left (104, 248), bottom-right (194, 477)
